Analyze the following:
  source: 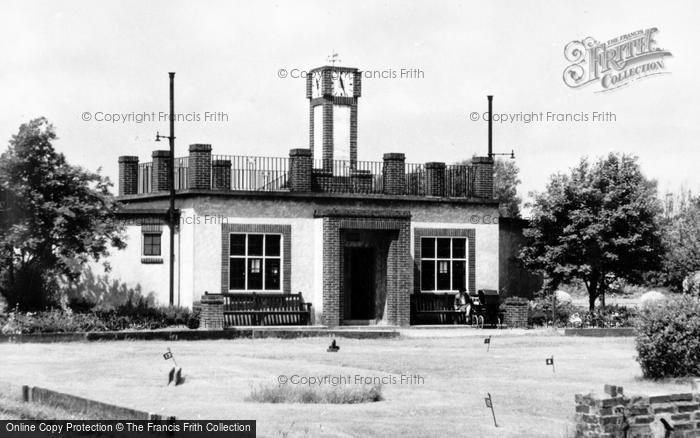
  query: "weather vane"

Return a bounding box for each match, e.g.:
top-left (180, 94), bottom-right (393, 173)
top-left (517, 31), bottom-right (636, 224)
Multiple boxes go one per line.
top-left (327, 52), bottom-right (341, 66)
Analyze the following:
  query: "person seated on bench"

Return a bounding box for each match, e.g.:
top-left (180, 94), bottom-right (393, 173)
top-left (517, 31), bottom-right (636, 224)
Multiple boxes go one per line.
top-left (453, 287), bottom-right (472, 324)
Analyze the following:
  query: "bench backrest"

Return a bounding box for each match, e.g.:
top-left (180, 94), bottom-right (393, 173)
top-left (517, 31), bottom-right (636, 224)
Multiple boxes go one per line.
top-left (411, 293), bottom-right (456, 311)
top-left (222, 293), bottom-right (306, 311)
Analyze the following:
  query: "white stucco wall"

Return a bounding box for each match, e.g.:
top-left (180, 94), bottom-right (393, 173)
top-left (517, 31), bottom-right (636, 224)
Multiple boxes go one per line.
top-left (86, 223), bottom-right (175, 306)
top-left (107, 195), bottom-right (499, 314)
top-left (187, 197), bottom-right (322, 311)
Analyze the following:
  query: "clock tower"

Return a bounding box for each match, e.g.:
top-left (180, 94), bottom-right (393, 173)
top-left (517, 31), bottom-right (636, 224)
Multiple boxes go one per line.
top-left (306, 66), bottom-right (361, 170)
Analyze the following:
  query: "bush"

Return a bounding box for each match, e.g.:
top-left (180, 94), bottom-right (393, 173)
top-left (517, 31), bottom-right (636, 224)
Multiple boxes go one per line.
top-left (246, 382), bottom-right (382, 404)
top-left (187, 304), bottom-right (201, 329)
top-left (635, 296), bottom-right (700, 378)
top-left (528, 296), bottom-right (583, 327)
top-left (585, 304), bottom-right (638, 328)
top-left (0, 305), bottom-right (193, 334)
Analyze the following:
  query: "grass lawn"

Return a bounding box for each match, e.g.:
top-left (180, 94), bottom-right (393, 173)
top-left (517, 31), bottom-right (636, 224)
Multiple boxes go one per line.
top-left (0, 329), bottom-right (690, 437)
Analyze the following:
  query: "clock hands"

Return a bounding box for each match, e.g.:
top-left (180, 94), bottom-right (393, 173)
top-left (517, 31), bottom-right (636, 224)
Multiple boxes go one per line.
top-left (339, 75), bottom-right (345, 96)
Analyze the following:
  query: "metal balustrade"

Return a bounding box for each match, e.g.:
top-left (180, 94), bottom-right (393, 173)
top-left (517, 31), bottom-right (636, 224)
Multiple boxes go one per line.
top-left (135, 155), bottom-right (475, 197)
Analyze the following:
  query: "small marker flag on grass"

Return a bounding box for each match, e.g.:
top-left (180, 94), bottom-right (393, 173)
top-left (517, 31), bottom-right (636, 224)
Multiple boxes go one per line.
top-left (485, 392), bottom-right (498, 427)
top-left (163, 351), bottom-right (173, 360)
top-left (484, 337), bottom-right (491, 344)
top-left (546, 356), bottom-right (555, 373)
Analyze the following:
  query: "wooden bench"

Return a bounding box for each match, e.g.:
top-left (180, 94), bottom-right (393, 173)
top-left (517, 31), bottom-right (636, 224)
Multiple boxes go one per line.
top-left (410, 292), bottom-right (466, 325)
top-left (221, 292), bottom-right (312, 326)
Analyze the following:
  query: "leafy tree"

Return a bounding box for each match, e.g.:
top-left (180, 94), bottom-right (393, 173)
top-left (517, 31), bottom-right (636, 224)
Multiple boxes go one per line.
top-left (0, 118), bottom-right (125, 310)
top-left (658, 193), bottom-right (700, 291)
top-left (457, 158), bottom-right (521, 217)
top-left (520, 153), bottom-right (663, 311)
top-left (494, 159), bottom-right (521, 218)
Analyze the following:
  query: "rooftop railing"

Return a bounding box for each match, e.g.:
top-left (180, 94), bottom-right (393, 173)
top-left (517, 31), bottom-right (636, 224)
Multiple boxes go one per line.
top-left (133, 154), bottom-right (479, 198)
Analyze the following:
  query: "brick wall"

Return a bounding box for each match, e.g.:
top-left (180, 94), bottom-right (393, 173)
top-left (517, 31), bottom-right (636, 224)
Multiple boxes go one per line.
top-left (575, 385), bottom-right (700, 437)
top-left (199, 293), bottom-right (224, 329)
top-left (319, 210), bottom-right (412, 327)
top-left (188, 144), bottom-right (212, 190)
top-left (118, 156), bottom-right (139, 195)
top-left (503, 297), bottom-right (528, 328)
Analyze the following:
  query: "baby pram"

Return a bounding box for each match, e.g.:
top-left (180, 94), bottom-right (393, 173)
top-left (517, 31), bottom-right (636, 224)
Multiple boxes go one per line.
top-left (469, 289), bottom-right (502, 328)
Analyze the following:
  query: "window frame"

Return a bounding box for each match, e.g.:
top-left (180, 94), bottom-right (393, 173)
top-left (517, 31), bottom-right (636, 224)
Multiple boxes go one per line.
top-left (142, 232), bottom-right (162, 257)
top-left (419, 236), bottom-right (469, 293)
top-left (228, 232), bottom-right (283, 292)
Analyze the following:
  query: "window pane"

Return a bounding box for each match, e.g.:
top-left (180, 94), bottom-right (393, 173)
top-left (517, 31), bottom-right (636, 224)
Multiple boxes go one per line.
top-left (143, 234), bottom-right (161, 256)
top-left (230, 234), bottom-right (246, 256)
top-left (437, 261), bottom-right (451, 290)
top-left (437, 238), bottom-right (451, 258)
top-left (421, 238), bottom-right (435, 258)
top-left (248, 234), bottom-right (264, 256)
top-left (421, 260), bottom-right (435, 290)
top-left (452, 261), bottom-right (466, 291)
top-left (265, 235), bottom-right (281, 256)
top-left (248, 258), bottom-right (263, 289)
top-left (265, 258), bottom-right (281, 290)
top-left (453, 238), bottom-right (466, 259)
top-left (229, 258), bottom-right (245, 290)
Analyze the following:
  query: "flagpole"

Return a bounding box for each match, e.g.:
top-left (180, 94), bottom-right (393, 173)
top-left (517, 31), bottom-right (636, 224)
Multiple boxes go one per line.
top-left (487, 393), bottom-right (498, 427)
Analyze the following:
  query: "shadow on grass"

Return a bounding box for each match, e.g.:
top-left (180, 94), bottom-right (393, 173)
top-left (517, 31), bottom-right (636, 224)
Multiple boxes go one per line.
top-left (246, 383), bottom-right (383, 404)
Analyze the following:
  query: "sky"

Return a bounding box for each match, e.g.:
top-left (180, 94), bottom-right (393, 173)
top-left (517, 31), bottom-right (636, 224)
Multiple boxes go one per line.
top-left (1, 0), bottom-right (698, 206)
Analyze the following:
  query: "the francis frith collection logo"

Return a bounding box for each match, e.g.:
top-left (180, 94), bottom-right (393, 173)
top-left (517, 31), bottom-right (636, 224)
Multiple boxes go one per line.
top-left (563, 28), bottom-right (672, 92)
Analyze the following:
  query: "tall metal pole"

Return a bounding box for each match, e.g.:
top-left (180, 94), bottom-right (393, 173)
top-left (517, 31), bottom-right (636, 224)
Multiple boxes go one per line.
top-left (168, 72), bottom-right (175, 306)
top-left (487, 95), bottom-right (493, 159)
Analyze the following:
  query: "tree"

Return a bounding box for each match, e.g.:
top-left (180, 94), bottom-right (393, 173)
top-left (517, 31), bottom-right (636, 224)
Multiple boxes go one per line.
top-left (0, 118), bottom-right (125, 310)
top-left (658, 192), bottom-right (700, 292)
top-left (520, 153), bottom-right (663, 312)
top-left (457, 158), bottom-right (521, 217)
top-left (494, 159), bottom-right (521, 218)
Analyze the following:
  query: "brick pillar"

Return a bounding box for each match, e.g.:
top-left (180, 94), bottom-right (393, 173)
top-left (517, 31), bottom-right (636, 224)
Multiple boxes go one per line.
top-left (200, 293), bottom-right (224, 329)
top-left (289, 148), bottom-right (312, 192)
top-left (211, 159), bottom-right (231, 191)
top-left (118, 156), bottom-right (139, 195)
top-left (504, 297), bottom-right (529, 328)
top-left (473, 156), bottom-right (494, 198)
top-left (382, 153), bottom-right (406, 195)
top-left (425, 162), bottom-right (446, 197)
top-left (188, 144), bottom-right (212, 190)
top-left (151, 150), bottom-right (171, 192)
top-left (322, 101), bottom-right (333, 171)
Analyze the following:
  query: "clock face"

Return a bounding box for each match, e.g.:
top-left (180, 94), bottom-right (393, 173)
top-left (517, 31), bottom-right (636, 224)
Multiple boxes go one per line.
top-left (311, 71), bottom-right (322, 98)
top-left (332, 71), bottom-right (354, 97)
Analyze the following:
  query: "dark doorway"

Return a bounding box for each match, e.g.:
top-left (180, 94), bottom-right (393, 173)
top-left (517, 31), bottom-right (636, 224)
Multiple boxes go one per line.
top-left (344, 247), bottom-right (376, 321)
